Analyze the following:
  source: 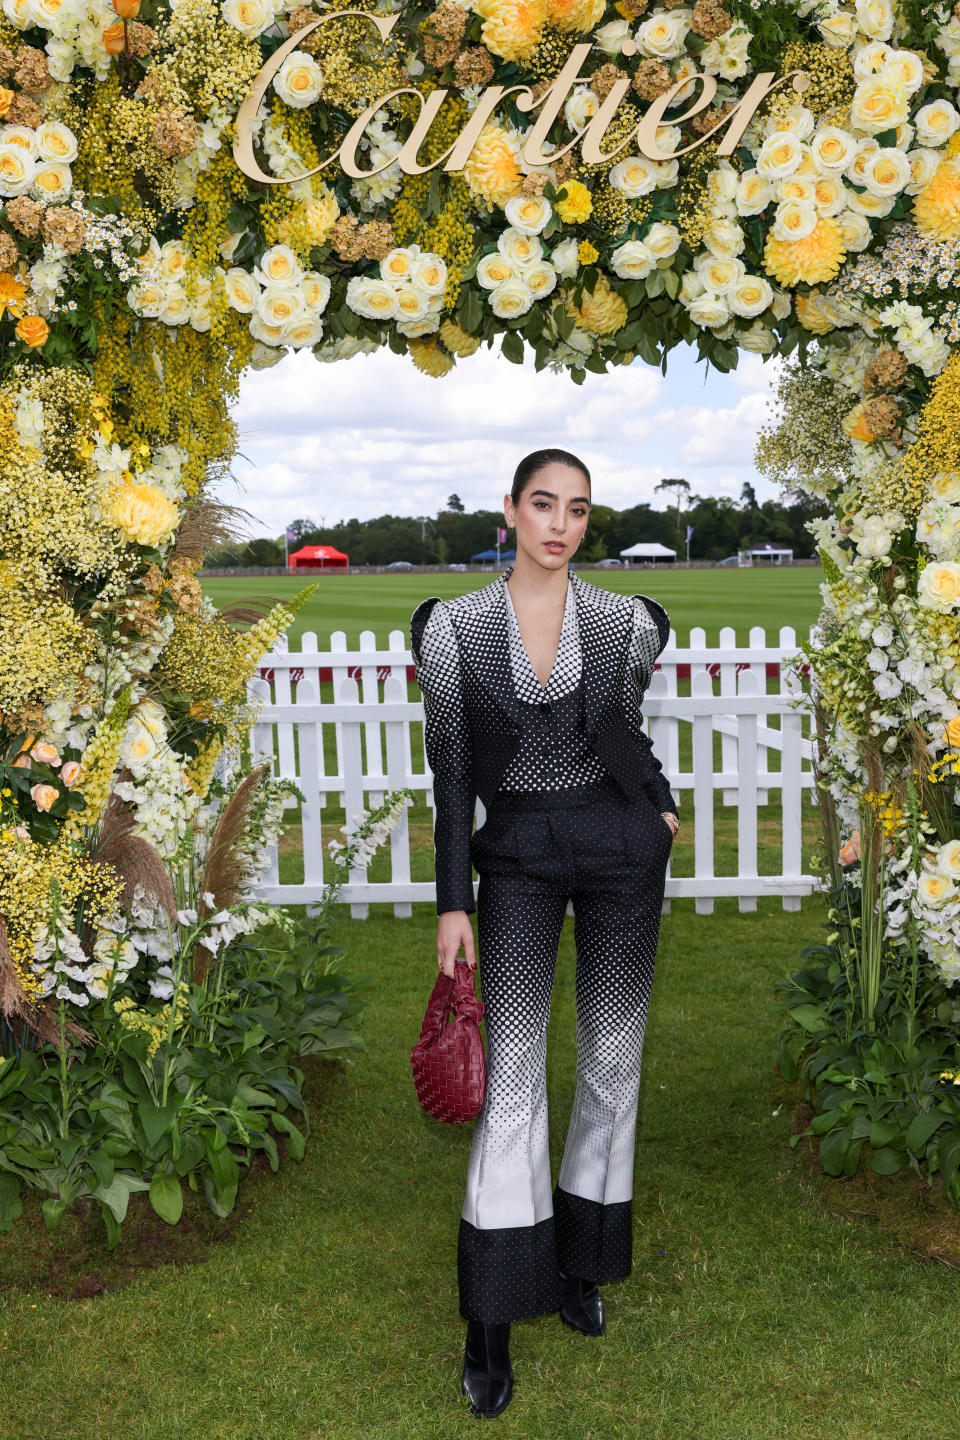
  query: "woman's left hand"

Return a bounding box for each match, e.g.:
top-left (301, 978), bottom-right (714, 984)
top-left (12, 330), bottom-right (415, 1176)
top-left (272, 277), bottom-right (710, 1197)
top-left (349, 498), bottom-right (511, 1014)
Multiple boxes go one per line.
top-left (661, 812), bottom-right (679, 837)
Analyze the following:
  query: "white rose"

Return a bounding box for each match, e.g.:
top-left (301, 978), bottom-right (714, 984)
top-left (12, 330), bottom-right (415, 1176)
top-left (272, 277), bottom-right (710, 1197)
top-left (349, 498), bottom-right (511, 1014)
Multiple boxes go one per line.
top-left (550, 237), bottom-right (579, 279)
top-left (489, 277), bottom-right (534, 319)
top-left (256, 243), bottom-right (303, 287)
top-left (282, 315), bottom-right (324, 348)
top-left (728, 275), bottom-right (774, 319)
top-left (345, 276), bottom-right (399, 319)
top-left (935, 839), bottom-right (960, 881)
top-left (221, 0), bottom-right (277, 39)
top-left (654, 157), bottom-right (680, 189)
top-left (395, 284), bottom-right (432, 323)
top-left (1, 125), bottom-right (36, 155)
top-left (497, 227), bottom-right (543, 267)
top-left (644, 222), bottom-right (681, 259)
top-left (837, 208), bottom-right (873, 252)
top-left (31, 161), bottom-right (72, 202)
top-left (159, 285), bottom-right (190, 326)
top-left (224, 267), bottom-right (259, 313)
top-left (273, 52), bottom-right (323, 109)
top-left (159, 239), bottom-right (187, 283)
top-left (854, 39), bottom-right (893, 78)
top-left (811, 126), bottom-right (858, 172)
top-left (302, 272), bottom-right (331, 312)
top-left (610, 239), bottom-right (656, 280)
top-left (504, 193), bottom-right (552, 236)
top-left (522, 260), bottom-right (557, 298)
top-left (819, 10), bottom-right (857, 45)
top-left (127, 280), bottom-right (165, 318)
top-left (812, 176), bottom-right (847, 215)
top-left (701, 25), bottom-right (751, 81)
top-left (0, 143), bottom-right (36, 197)
top-left (635, 8), bottom-right (692, 60)
top-left (767, 105), bottom-right (816, 143)
top-left (855, 515), bottom-right (893, 557)
top-left (770, 288), bottom-right (793, 321)
top-left (565, 85), bottom-right (599, 133)
top-left (687, 292), bottom-right (730, 328)
top-left (680, 269), bottom-right (705, 304)
top-left (410, 253), bottom-right (447, 296)
top-left (256, 284), bottom-right (305, 328)
top-left (914, 99), bottom-right (960, 147)
top-left (1, 0), bottom-right (30, 27)
top-left (121, 723), bottom-right (158, 770)
top-left (850, 78), bottom-right (910, 135)
top-left (756, 133), bottom-right (804, 180)
top-left (593, 18), bottom-right (631, 55)
top-left (736, 170), bottom-right (772, 216)
top-left (861, 147), bottom-right (911, 196)
top-left (917, 560), bottom-right (960, 611)
top-left (905, 148), bottom-right (941, 194)
top-left (34, 121), bottom-right (78, 164)
top-left (708, 162), bottom-right (739, 206)
top-left (845, 187), bottom-right (895, 217)
top-left (703, 217), bottom-right (745, 259)
top-left (777, 176), bottom-right (816, 206)
top-left (477, 251), bottom-right (518, 289)
top-left (881, 50), bottom-right (925, 94)
top-left (249, 341), bottom-right (285, 369)
top-left (609, 156), bottom-right (659, 197)
top-left (855, 0), bottom-right (893, 41)
top-left (694, 253), bottom-right (746, 295)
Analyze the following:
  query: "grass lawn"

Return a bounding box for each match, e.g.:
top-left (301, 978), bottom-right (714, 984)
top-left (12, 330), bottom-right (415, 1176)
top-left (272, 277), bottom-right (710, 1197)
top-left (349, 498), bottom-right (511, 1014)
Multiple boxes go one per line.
top-left (3, 892), bottom-right (960, 1439)
top-left (202, 566), bottom-right (824, 649)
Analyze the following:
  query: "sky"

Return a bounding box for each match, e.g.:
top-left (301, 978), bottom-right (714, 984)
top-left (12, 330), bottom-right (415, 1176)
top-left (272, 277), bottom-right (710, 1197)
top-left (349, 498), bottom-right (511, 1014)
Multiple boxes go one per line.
top-left (221, 339), bottom-right (783, 540)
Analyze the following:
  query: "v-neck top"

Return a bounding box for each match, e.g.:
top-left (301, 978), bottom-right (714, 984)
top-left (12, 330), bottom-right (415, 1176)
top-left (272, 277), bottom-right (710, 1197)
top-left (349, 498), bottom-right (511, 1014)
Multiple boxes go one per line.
top-left (415, 565), bottom-right (670, 796)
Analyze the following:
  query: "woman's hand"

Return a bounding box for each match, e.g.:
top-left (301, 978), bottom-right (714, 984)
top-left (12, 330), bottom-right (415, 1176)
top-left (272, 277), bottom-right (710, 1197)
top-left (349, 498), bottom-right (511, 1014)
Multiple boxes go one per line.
top-left (661, 811), bottom-right (679, 837)
top-left (437, 910), bottom-right (476, 978)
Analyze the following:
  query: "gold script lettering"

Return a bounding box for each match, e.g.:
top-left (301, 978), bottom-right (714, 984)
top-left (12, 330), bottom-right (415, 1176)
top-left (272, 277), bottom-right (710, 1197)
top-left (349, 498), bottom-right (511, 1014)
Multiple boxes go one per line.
top-left (232, 10), bottom-right (401, 184)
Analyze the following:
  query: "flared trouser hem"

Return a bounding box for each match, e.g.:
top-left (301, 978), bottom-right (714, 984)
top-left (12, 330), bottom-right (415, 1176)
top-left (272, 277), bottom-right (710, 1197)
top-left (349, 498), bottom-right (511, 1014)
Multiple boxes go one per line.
top-left (553, 1184), bottom-right (632, 1285)
top-left (458, 1215), bottom-right (562, 1322)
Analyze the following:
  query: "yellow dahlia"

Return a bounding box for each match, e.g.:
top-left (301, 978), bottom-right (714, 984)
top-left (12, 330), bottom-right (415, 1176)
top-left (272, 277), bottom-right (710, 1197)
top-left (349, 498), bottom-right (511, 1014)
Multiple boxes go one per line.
top-left (439, 319), bottom-right (481, 357)
top-left (546, 0), bottom-right (606, 31)
top-left (408, 337), bottom-right (456, 378)
top-left (555, 179), bottom-right (593, 223)
top-left (914, 159), bottom-right (960, 242)
top-left (475, 0), bottom-right (546, 61)
top-left (109, 482), bottom-right (180, 548)
top-left (565, 273), bottom-right (628, 336)
top-left (794, 292), bottom-right (835, 335)
top-left (763, 216), bottom-right (846, 289)
top-left (461, 121), bottom-right (525, 208)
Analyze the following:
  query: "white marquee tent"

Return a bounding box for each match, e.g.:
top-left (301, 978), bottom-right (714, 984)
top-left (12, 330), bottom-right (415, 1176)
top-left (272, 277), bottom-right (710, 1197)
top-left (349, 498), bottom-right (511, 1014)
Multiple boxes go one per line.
top-left (619, 542), bottom-right (678, 564)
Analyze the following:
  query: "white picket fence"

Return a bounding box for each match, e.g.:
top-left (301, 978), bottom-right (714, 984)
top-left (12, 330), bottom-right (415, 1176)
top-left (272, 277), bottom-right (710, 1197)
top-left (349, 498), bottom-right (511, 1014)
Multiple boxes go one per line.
top-left (247, 626), bottom-right (823, 918)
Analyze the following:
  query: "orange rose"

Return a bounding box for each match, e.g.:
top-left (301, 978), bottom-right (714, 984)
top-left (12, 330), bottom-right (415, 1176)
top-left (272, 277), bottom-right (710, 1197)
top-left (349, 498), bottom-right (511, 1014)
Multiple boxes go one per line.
top-left (30, 742), bottom-right (61, 766)
top-left (102, 20), bottom-right (125, 54)
top-left (12, 754), bottom-right (31, 769)
top-left (60, 760), bottom-right (84, 787)
top-left (0, 88), bottom-right (14, 120)
top-left (945, 716), bottom-right (960, 749)
top-left (838, 830), bottom-right (861, 866)
top-left (15, 315), bottom-right (49, 348)
top-left (113, 0), bottom-right (140, 13)
top-left (30, 783), bottom-right (59, 812)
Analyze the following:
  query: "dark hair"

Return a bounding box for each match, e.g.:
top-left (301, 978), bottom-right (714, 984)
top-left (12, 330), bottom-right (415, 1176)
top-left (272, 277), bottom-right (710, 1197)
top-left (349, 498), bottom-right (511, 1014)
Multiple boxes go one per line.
top-left (510, 448), bottom-right (591, 508)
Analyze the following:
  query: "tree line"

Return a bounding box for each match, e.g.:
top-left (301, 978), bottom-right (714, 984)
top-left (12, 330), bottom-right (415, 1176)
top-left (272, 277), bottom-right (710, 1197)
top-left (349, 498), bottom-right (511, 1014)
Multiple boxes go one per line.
top-left (206, 482), bottom-right (826, 569)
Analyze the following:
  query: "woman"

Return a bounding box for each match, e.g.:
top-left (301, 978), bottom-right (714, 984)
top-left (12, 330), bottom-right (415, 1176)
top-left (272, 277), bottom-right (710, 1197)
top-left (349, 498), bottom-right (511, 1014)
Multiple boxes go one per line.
top-left (409, 447), bottom-right (679, 1420)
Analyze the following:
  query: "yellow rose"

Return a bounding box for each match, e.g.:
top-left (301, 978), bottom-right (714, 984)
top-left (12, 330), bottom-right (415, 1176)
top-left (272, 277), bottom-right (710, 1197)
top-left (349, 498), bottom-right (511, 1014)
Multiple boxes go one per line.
top-left (15, 315), bottom-right (49, 347)
top-left (945, 716), bottom-right (960, 748)
top-left (918, 870), bottom-right (956, 907)
top-left (109, 482), bottom-right (180, 548)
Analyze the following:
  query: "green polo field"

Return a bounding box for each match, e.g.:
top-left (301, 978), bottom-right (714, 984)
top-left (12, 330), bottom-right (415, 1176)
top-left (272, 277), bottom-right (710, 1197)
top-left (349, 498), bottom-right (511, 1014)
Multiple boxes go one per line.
top-left (202, 564), bottom-right (824, 647)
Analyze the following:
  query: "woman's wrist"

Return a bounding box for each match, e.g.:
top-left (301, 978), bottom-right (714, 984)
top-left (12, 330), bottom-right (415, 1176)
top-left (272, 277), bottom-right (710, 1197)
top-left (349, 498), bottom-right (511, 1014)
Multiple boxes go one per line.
top-left (661, 811), bottom-right (679, 835)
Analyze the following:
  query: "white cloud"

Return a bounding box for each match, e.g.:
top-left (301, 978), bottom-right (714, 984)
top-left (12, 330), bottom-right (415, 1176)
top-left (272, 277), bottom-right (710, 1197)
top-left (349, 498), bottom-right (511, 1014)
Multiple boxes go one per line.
top-left (218, 338), bottom-right (779, 536)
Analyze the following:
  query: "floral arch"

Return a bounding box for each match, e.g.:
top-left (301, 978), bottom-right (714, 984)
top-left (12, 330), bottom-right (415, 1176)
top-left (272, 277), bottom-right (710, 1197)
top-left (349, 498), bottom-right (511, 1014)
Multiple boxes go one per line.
top-left (1, 0), bottom-right (960, 1217)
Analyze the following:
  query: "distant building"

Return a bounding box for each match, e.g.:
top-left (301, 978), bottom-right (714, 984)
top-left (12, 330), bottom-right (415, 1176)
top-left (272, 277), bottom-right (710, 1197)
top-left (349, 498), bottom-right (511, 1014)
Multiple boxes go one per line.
top-left (739, 543), bottom-right (793, 567)
top-left (619, 542), bottom-right (678, 565)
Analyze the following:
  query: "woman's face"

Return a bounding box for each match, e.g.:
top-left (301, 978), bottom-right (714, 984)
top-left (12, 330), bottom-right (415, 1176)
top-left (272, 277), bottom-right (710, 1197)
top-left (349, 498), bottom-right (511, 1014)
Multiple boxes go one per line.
top-left (504, 463), bottom-right (591, 572)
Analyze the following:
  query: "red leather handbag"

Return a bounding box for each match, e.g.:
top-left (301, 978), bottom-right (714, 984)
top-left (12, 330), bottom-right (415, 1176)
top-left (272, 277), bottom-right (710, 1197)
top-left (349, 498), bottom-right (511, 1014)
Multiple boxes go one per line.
top-left (411, 959), bottom-right (486, 1122)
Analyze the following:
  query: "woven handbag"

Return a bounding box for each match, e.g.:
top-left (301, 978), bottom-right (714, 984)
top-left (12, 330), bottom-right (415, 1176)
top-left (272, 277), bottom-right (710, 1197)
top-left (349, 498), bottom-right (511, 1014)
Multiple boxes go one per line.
top-left (411, 959), bottom-right (486, 1122)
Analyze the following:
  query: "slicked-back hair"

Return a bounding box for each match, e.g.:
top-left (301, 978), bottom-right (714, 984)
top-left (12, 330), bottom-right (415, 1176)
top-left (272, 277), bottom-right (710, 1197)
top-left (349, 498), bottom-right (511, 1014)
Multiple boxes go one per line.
top-left (509, 448), bottom-right (591, 509)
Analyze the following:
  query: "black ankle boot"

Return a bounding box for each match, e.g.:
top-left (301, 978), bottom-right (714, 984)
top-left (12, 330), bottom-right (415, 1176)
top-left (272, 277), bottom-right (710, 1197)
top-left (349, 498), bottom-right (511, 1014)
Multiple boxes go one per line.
top-left (461, 1319), bottom-right (514, 1419)
top-left (558, 1269), bottom-right (606, 1336)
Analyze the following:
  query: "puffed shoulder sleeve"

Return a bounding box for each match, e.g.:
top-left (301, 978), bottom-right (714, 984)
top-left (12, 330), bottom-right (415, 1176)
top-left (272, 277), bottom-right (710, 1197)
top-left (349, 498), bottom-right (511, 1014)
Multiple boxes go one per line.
top-left (627, 593), bottom-right (671, 695)
top-left (409, 597), bottom-right (476, 916)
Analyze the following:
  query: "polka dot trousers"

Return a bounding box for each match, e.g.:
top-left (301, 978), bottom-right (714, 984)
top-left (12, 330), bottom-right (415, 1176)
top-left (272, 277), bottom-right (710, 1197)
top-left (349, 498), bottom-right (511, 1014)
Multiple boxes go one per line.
top-left (457, 776), bottom-right (673, 1323)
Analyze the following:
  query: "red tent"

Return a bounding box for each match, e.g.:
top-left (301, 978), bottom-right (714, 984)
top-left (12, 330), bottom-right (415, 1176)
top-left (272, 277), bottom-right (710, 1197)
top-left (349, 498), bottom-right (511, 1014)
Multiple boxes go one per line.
top-left (288, 544), bottom-right (348, 573)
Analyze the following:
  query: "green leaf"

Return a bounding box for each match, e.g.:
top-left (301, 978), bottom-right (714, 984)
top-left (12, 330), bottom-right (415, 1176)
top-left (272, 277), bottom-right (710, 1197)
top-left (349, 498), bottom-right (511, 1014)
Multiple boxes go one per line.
top-left (149, 1174), bottom-right (184, 1226)
top-left (87, 1147), bottom-right (115, 1190)
top-left (0, 1172), bottom-right (23, 1232)
top-left (501, 331), bottom-right (525, 365)
top-left (138, 1103), bottom-right (177, 1150)
top-left (788, 1003), bottom-right (829, 1035)
top-left (818, 1125), bottom-right (850, 1176)
top-left (42, 1196), bottom-right (70, 1229)
top-left (869, 1146), bottom-right (906, 1175)
top-left (936, 1130), bottom-right (960, 1192)
top-left (904, 1111), bottom-right (948, 1156)
top-left (272, 1113), bottom-right (306, 1161)
top-left (869, 1119), bottom-right (899, 1149)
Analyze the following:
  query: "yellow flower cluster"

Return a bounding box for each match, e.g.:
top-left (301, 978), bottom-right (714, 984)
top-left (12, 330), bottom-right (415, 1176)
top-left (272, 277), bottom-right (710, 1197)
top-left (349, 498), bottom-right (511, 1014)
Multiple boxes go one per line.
top-left (556, 179), bottom-right (593, 224)
top-left (914, 157), bottom-right (960, 242)
top-left (0, 834), bottom-right (122, 998)
top-left (564, 273), bottom-right (627, 336)
top-left (0, 559), bottom-right (91, 719)
top-left (114, 983), bottom-right (189, 1058)
top-left (764, 217), bottom-right (846, 288)
top-left (904, 352), bottom-right (960, 496)
top-left (461, 121), bottom-right (525, 209)
top-left (62, 689), bottom-right (132, 837)
top-left (185, 734), bottom-right (223, 800)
